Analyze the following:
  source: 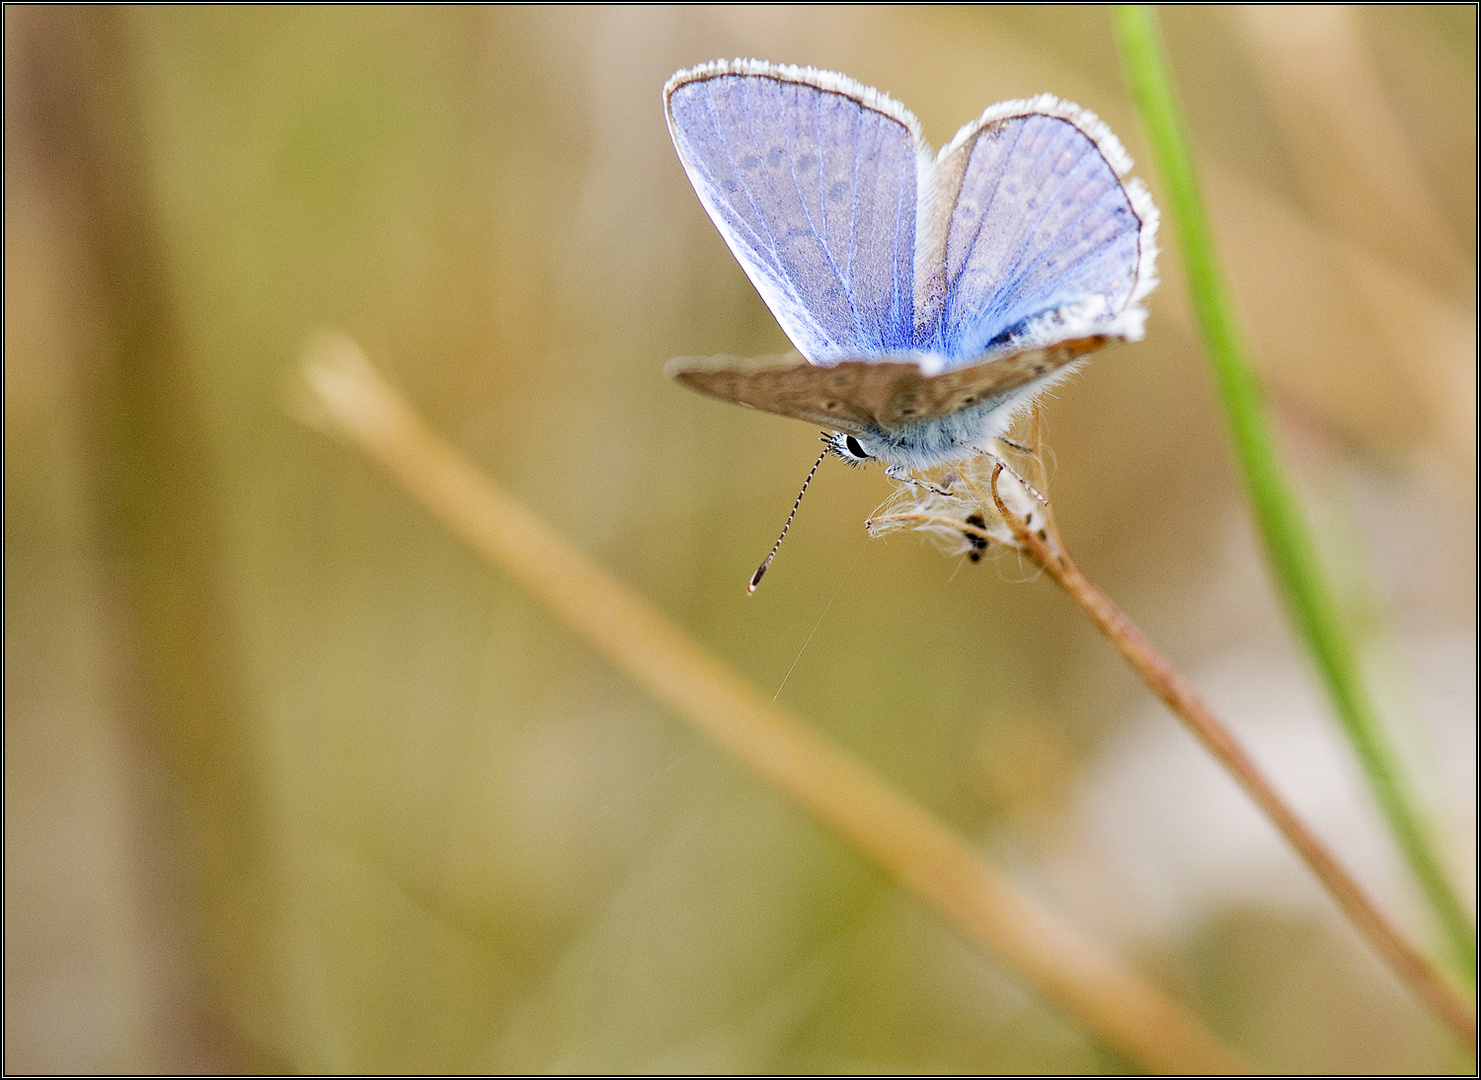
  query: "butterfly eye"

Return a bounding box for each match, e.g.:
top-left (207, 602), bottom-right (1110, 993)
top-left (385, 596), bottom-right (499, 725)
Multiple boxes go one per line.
top-left (823, 431), bottom-right (874, 465)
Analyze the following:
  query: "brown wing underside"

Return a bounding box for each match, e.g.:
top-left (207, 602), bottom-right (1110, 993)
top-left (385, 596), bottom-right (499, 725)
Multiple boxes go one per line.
top-left (665, 338), bottom-right (1110, 434)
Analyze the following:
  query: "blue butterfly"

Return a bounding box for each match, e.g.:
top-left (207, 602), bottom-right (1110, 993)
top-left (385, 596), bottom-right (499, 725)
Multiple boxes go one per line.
top-left (664, 60), bottom-right (1158, 479)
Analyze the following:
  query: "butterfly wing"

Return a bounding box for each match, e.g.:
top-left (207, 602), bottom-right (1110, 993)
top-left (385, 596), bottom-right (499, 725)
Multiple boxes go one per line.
top-left (916, 96), bottom-right (1159, 367)
top-left (667, 352), bottom-right (906, 433)
top-left (665, 78), bottom-right (1159, 462)
top-left (666, 337), bottom-right (1108, 432)
top-left (664, 61), bottom-right (926, 363)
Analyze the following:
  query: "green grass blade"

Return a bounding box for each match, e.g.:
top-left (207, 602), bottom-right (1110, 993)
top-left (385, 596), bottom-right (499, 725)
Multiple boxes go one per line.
top-left (1114, 4), bottom-right (1475, 984)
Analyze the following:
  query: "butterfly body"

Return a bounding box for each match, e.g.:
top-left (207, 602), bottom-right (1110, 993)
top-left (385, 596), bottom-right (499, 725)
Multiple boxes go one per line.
top-left (664, 60), bottom-right (1157, 472)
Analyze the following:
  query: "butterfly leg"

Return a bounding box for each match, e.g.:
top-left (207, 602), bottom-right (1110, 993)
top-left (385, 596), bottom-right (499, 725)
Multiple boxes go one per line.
top-left (972, 449), bottom-right (1049, 507)
top-left (885, 464), bottom-right (953, 496)
top-left (995, 434), bottom-right (1034, 455)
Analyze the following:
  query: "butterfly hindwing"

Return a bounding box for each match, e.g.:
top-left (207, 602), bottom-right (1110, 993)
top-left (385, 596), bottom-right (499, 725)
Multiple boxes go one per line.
top-left (665, 62), bottom-right (924, 363)
top-left (921, 99), bottom-right (1156, 366)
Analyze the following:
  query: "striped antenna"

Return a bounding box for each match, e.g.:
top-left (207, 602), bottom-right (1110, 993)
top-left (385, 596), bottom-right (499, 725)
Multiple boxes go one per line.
top-left (748, 446), bottom-right (828, 594)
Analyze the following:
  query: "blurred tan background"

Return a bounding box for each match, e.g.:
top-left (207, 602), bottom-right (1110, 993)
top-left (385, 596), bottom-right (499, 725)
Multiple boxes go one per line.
top-left (5, 6), bottom-right (1474, 1073)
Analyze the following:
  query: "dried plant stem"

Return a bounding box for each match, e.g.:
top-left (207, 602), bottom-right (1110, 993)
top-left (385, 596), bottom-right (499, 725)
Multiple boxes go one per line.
top-left (300, 335), bottom-right (1248, 1075)
top-left (983, 465), bottom-right (1476, 1049)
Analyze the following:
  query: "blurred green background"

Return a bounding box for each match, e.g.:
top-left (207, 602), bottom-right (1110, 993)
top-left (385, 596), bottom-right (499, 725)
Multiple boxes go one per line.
top-left (5, 6), bottom-right (1474, 1073)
